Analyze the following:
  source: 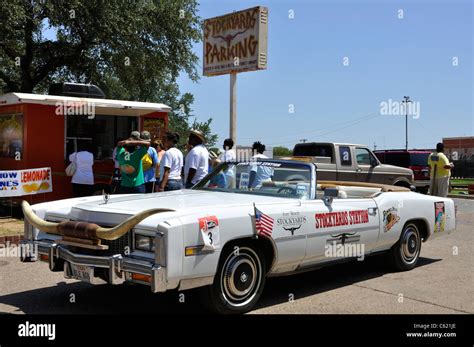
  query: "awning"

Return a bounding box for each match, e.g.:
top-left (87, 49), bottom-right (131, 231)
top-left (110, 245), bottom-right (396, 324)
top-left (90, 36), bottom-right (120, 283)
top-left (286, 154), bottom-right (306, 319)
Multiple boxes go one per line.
top-left (0, 92), bottom-right (171, 117)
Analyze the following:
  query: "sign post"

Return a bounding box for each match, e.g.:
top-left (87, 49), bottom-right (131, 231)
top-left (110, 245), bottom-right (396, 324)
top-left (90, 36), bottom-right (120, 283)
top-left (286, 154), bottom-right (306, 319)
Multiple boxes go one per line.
top-left (230, 72), bottom-right (237, 141)
top-left (203, 6), bottom-right (268, 144)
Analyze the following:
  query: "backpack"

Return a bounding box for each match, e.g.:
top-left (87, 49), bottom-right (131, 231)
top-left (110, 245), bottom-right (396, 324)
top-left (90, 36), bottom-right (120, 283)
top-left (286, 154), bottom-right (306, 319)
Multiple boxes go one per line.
top-left (142, 152), bottom-right (153, 171)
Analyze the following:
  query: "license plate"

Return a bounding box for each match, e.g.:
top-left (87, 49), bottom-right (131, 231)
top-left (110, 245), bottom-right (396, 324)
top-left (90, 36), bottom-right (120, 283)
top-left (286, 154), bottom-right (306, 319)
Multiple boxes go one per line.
top-left (69, 263), bottom-right (94, 282)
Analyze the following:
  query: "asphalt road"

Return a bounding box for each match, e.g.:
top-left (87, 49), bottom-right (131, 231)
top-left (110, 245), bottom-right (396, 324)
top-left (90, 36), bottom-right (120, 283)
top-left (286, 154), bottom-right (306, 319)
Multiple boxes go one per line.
top-left (0, 198), bottom-right (472, 314)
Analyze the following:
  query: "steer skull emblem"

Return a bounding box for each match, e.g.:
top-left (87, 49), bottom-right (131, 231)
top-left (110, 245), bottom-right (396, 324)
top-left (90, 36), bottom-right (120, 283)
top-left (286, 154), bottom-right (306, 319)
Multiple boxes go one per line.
top-left (283, 225), bottom-right (302, 236)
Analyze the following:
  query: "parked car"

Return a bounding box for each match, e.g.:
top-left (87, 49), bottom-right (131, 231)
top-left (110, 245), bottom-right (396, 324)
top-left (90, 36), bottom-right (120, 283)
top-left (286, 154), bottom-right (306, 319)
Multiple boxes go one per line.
top-left (20, 159), bottom-right (455, 314)
top-left (292, 142), bottom-right (415, 189)
top-left (374, 150), bottom-right (431, 193)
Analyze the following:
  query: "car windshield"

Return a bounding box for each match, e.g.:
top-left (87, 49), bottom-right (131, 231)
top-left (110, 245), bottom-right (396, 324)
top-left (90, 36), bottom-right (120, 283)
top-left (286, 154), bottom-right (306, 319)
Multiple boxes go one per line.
top-left (410, 153), bottom-right (430, 166)
top-left (193, 160), bottom-right (313, 200)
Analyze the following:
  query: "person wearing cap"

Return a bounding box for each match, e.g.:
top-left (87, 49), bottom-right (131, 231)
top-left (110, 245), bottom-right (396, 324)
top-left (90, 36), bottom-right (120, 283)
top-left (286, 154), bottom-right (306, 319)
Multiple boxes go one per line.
top-left (130, 131), bottom-right (141, 140)
top-left (184, 129), bottom-right (209, 188)
top-left (116, 131), bottom-right (150, 194)
top-left (140, 130), bottom-right (159, 193)
top-left (428, 142), bottom-right (454, 197)
top-left (111, 137), bottom-right (125, 194)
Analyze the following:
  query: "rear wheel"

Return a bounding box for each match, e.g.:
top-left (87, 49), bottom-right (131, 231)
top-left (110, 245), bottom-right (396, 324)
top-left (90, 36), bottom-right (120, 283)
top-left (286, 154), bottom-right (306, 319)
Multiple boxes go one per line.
top-left (388, 222), bottom-right (421, 271)
top-left (206, 244), bottom-right (266, 314)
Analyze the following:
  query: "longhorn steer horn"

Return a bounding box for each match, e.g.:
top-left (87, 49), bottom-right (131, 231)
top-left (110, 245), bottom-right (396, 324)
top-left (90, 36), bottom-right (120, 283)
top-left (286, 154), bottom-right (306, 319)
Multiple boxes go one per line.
top-left (21, 200), bottom-right (174, 241)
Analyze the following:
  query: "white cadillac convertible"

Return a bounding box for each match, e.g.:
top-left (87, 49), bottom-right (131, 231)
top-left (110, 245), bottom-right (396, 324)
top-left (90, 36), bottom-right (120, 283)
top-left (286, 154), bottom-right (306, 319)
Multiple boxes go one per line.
top-left (20, 158), bottom-right (455, 313)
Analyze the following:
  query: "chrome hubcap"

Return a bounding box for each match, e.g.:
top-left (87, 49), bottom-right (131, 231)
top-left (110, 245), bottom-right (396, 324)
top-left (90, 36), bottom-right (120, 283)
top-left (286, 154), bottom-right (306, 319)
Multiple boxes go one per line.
top-left (221, 248), bottom-right (262, 307)
top-left (401, 226), bottom-right (420, 264)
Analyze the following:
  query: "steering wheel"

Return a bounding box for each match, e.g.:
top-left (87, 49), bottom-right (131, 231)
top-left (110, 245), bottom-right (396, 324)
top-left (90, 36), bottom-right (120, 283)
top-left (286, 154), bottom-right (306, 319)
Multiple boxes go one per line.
top-left (277, 186), bottom-right (297, 195)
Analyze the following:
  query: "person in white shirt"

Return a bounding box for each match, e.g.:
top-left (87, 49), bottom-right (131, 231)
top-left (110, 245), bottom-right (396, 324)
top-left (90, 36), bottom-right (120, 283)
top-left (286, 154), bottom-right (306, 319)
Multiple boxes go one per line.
top-left (69, 142), bottom-right (94, 197)
top-left (158, 132), bottom-right (184, 192)
top-left (248, 141), bottom-right (273, 189)
top-left (184, 129), bottom-right (209, 188)
top-left (219, 138), bottom-right (236, 188)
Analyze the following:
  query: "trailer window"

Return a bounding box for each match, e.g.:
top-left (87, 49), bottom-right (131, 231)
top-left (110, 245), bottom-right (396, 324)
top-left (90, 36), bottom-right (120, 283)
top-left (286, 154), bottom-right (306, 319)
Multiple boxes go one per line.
top-left (66, 115), bottom-right (138, 160)
top-left (0, 114), bottom-right (23, 159)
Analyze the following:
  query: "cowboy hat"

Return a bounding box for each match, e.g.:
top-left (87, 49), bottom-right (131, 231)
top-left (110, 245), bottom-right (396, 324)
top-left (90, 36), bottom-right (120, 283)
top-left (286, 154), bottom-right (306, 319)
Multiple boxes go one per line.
top-left (189, 129), bottom-right (206, 144)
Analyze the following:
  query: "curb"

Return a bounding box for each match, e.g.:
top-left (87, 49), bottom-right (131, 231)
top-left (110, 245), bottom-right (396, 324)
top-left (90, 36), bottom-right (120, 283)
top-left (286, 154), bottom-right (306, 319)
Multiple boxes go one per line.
top-left (0, 235), bottom-right (24, 246)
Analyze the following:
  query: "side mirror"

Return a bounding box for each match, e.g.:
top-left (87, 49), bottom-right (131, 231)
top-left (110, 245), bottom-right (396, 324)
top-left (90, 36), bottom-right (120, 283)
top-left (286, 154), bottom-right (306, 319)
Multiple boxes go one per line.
top-left (371, 159), bottom-right (378, 167)
top-left (323, 187), bottom-right (339, 206)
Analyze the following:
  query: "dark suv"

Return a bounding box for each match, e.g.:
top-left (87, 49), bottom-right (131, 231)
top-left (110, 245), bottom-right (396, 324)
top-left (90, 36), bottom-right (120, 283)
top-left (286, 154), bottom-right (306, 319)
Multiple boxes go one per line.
top-left (374, 150), bottom-right (431, 193)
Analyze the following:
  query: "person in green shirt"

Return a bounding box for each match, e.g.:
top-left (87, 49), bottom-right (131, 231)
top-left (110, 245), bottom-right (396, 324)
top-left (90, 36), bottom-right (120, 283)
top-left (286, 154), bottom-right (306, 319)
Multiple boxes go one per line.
top-left (116, 135), bottom-right (151, 194)
top-left (428, 142), bottom-right (454, 197)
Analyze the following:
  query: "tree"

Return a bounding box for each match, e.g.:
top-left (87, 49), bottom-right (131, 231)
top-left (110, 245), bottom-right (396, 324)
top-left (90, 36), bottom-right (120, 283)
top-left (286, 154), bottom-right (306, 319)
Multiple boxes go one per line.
top-left (273, 146), bottom-right (293, 156)
top-left (0, 0), bottom-right (217, 143)
top-left (166, 89), bottom-right (218, 148)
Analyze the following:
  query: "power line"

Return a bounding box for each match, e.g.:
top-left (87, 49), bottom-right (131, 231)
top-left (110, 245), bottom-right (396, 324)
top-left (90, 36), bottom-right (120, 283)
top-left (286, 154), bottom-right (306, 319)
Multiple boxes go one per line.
top-left (267, 113), bottom-right (381, 146)
top-left (238, 113), bottom-right (381, 142)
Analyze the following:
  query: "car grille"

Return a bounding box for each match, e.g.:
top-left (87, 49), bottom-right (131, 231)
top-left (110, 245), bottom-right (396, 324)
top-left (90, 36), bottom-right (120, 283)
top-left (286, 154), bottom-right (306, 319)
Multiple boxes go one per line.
top-left (101, 232), bottom-right (131, 255)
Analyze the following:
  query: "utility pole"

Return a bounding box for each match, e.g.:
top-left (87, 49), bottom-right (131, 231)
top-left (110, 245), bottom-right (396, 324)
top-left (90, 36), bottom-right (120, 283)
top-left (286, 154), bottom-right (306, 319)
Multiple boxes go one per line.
top-left (373, 142), bottom-right (377, 151)
top-left (230, 73), bottom-right (237, 143)
top-left (402, 96), bottom-right (412, 151)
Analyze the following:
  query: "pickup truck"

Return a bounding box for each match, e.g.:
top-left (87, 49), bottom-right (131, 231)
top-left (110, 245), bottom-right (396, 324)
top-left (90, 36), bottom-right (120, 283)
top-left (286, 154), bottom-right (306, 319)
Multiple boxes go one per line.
top-left (293, 142), bottom-right (414, 189)
top-left (374, 149), bottom-right (431, 193)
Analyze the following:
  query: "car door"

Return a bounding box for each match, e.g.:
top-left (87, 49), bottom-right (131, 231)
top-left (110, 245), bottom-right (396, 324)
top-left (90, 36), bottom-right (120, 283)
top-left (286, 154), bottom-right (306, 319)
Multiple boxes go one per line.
top-left (300, 197), bottom-right (380, 267)
top-left (355, 147), bottom-right (387, 184)
top-left (256, 202), bottom-right (310, 274)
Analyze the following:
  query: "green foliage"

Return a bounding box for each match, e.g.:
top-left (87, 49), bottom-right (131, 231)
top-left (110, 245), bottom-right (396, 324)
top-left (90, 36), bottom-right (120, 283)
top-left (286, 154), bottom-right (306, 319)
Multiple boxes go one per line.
top-left (0, 0), bottom-right (218, 146)
top-left (0, 0), bottom-right (200, 95)
top-left (273, 146), bottom-right (293, 156)
top-left (167, 90), bottom-right (218, 148)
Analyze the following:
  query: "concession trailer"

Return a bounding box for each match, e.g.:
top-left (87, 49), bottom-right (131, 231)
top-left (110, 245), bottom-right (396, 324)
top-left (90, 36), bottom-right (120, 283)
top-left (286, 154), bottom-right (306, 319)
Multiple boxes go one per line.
top-left (0, 84), bottom-right (170, 205)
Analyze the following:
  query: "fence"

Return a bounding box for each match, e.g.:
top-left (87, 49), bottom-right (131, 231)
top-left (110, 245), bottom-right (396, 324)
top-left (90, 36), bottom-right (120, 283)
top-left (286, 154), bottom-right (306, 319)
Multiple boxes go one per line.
top-left (452, 159), bottom-right (474, 179)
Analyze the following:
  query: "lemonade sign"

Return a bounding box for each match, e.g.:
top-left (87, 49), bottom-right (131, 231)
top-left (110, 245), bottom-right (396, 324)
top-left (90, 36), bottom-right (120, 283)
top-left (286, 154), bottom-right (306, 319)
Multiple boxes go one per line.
top-left (0, 167), bottom-right (52, 197)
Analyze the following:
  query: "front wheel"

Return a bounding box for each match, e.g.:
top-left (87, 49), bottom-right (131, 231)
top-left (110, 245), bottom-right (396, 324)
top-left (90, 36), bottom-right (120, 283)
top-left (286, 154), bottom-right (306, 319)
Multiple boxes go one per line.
top-left (206, 244), bottom-right (266, 314)
top-left (388, 222), bottom-right (422, 271)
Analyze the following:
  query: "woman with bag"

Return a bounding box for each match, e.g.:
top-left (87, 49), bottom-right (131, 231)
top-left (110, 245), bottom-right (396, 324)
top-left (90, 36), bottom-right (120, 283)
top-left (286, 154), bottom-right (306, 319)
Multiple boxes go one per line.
top-left (68, 142), bottom-right (94, 197)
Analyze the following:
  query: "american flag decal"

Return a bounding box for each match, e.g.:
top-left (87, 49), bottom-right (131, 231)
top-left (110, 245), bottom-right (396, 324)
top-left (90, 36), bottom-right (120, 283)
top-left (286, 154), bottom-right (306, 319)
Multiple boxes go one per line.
top-left (254, 206), bottom-right (274, 238)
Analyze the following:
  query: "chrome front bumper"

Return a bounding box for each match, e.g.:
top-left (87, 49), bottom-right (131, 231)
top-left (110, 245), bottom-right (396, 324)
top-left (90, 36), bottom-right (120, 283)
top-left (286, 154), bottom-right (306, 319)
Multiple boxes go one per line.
top-left (20, 239), bottom-right (167, 293)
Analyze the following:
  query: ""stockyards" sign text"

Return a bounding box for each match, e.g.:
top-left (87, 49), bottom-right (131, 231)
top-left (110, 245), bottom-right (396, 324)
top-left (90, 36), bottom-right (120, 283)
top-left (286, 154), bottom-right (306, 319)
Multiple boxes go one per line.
top-left (203, 6), bottom-right (268, 76)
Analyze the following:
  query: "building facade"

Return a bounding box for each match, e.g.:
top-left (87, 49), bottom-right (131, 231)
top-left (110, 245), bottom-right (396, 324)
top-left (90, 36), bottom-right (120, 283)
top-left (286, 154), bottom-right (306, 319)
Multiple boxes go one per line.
top-left (443, 136), bottom-right (474, 160)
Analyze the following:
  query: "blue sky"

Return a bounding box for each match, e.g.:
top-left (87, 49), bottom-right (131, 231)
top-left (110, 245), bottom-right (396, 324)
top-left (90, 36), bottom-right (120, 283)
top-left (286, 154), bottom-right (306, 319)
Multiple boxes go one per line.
top-left (178, 0), bottom-right (473, 150)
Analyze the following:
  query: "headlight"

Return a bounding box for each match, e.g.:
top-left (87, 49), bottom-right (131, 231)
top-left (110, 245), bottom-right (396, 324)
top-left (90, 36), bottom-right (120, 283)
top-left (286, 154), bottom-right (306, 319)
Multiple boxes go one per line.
top-left (134, 234), bottom-right (155, 252)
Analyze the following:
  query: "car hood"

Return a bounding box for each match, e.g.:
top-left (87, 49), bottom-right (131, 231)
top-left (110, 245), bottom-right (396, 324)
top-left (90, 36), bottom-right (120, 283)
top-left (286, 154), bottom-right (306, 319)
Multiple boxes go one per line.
top-left (378, 164), bottom-right (413, 175)
top-left (42, 189), bottom-right (293, 223)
